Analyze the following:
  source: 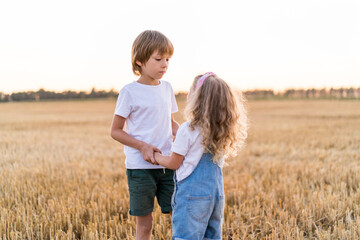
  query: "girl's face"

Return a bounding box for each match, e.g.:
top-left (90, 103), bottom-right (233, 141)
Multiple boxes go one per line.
top-left (136, 50), bottom-right (170, 82)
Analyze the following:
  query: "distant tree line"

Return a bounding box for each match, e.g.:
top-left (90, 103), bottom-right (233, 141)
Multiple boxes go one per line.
top-left (1, 87), bottom-right (360, 102)
top-left (0, 88), bottom-right (118, 102)
top-left (242, 87), bottom-right (360, 100)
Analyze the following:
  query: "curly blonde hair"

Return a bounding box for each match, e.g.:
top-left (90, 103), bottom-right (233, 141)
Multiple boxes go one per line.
top-left (184, 74), bottom-right (248, 164)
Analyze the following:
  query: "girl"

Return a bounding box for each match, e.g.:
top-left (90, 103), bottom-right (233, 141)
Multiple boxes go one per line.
top-left (150, 72), bottom-right (248, 240)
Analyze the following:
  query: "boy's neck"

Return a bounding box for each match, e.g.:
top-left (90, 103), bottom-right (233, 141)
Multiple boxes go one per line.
top-left (137, 75), bottom-right (160, 85)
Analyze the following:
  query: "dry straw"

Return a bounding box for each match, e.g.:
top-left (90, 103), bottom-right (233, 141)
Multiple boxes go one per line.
top-left (0, 99), bottom-right (359, 239)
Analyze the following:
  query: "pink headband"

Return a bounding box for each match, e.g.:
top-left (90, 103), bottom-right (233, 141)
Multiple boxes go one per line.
top-left (196, 72), bottom-right (216, 90)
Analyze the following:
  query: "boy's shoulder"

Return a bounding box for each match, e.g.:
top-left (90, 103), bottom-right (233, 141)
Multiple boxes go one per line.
top-left (121, 80), bottom-right (172, 90)
top-left (120, 81), bottom-right (137, 91)
top-left (161, 80), bottom-right (171, 85)
top-left (161, 80), bottom-right (176, 92)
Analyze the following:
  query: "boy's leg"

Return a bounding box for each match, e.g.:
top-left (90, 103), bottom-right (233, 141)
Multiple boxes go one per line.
top-left (126, 169), bottom-right (158, 238)
top-left (156, 169), bottom-right (175, 214)
top-left (136, 213), bottom-right (153, 240)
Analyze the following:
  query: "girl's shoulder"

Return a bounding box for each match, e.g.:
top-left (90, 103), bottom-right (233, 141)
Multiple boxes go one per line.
top-left (178, 122), bottom-right (200, 138)
top-left (178, 121), bottom-right (191, 131)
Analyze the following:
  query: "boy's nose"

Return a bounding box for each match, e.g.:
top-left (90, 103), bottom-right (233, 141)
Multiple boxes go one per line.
top-left (161, 60), bottom-right (168, 68)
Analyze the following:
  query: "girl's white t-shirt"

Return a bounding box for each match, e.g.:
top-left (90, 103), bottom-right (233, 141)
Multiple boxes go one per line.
top-left (171, 122), bottom-right (224, 181)
top-left (114, 80), bottom-right (178, 169)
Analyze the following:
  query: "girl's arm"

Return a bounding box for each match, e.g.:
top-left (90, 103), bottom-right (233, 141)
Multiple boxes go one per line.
top-left (111, 115), bottom-right (161, 164)
top-left (171, 114), bottom-right (180, 137)
top-left (154, 152), bottom-right (184, 170)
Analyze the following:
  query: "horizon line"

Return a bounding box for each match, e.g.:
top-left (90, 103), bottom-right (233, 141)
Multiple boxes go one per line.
top-left (1, 85), bottom-right (360, 95)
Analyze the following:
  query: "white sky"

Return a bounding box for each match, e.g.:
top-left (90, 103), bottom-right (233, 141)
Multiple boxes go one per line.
top-left (0, 0), bottom-right (359, 94)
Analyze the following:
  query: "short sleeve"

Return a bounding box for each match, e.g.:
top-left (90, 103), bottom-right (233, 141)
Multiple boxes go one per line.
top-left (171, 123), bottom-right (190, 156)
top-left (114, 88), bottom-right (132, 118)
top-left (169, 83), bottom-right (178, 113)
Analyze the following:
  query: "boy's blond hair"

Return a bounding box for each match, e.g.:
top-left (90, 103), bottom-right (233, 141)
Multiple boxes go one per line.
top-left (131, 30), bottom-right (174, 76)
top-left (185, 74), bottom-right (248, 163)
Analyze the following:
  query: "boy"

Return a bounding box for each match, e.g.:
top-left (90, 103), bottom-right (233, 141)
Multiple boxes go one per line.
top-left (110, 30), bottom-right (179, 240)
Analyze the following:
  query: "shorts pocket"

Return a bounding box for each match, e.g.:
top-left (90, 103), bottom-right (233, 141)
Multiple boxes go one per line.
top-left (186, 195), bottom-right (212, 222)
top-left (128, 169), bottom-right (147, 178)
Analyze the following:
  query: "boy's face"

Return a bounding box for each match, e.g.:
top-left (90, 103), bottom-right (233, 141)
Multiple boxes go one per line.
top-left (136, 50), bottom-right (171, 80)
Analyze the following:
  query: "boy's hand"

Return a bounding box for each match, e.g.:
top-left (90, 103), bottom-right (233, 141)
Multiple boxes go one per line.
top-left (140, 143), bottom-right (161, 164)
top-left (152, 152), bottom-right (163, 165)
top-left (151, 153), bottom-right (160, 165)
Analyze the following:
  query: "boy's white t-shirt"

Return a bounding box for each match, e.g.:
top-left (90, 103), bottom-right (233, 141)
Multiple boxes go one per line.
top-left (114, 80), bottom-right (178, 169)
top-left (171, 122), bottom-right (224, 182)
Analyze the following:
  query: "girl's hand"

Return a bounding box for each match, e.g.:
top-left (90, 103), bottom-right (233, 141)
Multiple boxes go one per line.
top-left (153, 152), bottom-right (185, 170)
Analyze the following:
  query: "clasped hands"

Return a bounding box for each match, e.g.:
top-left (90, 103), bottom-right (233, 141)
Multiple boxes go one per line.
top-left (140, 143), bottom-right (161, 165)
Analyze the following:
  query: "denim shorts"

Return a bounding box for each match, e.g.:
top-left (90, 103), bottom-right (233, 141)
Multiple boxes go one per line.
top-left (172, 153), bottom-right (225, 240)
top-left (126, 168), bottom-right (174, 216)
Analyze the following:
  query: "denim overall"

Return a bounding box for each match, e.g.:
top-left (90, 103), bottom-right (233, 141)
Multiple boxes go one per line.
top-left (172, 153), bottom-right (225, 240)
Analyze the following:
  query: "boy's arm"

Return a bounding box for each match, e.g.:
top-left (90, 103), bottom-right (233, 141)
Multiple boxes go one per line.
top-left (171, 114), bottom-right (180, 137)
top-left (154, 152), bottom-right (184, 170)
top-left (110, 115), bottom-right (161, 164)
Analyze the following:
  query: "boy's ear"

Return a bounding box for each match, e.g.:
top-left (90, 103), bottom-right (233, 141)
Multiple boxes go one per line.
top-left (136, 61), bottom-right (142, 67)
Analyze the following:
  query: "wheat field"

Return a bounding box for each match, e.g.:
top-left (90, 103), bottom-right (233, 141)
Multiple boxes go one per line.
top-left (0, 99), bottom-right (359, 239)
